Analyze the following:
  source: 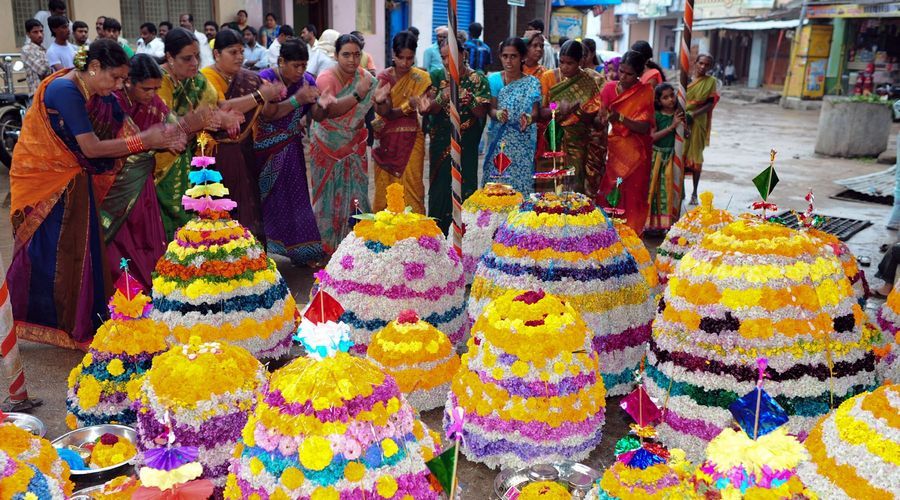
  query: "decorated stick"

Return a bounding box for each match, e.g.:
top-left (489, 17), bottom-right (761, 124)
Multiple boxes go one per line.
top-left (549, 102), bottom-right (558, 172)
top-left (674, 0), bottom-right (694, 195)
top-left (447, 406), bottom-right (465, 498)
top-left (753, 358), bottom-right (767, 439)
top-left (0, 254), bottom-right (28, 405)
top-left (447, 0), bottom-right (463, 257)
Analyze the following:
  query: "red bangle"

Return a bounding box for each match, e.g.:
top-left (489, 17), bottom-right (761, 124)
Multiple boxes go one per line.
top-left (126, 134), bottom-right (144, 154)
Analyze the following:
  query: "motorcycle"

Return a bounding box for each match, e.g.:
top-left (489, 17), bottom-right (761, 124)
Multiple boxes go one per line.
top-left (875, 83), bottom-right (900, 122)
top-left (0, 56), bottom-right (30, 169)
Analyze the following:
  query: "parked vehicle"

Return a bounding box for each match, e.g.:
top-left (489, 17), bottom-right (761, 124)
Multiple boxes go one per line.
top-left (0, 56), bottom-right (29, 169)
top-left (876, 83), bottom-right (900, 122)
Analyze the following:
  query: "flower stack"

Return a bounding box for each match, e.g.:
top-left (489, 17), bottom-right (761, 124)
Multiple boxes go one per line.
top-left (588, 440), bottom-right (693, 499)
top-left (447, 289), bottom-right (606, 470)
top-left (611, 216), bottom-right (659, 295)
top-left (367, 310), bottom-right (460, 411)
top-left (0, 422), bottom-right (74, 499)
top-left (693, 427), bottom-right (814, 498)
top-left (469, 192), bottom-right (653, 395)
top-left (646, 217), bottom-right (878, 459)
top-left (315, 183), bottom-right (467, 353)
top-left (150, 133), bottom-right (298, 359)
top-left (806, 228), bottom-right (870, 306)
top-left (135, 336), bottom-right (266, 490)
top-left (66, 267), bottom-right (169, 429)
top-left (653, 191), bottom-right (734, 286)
top-left (224, 312), bottom-right (443, 500)
top-left (876, 288), bottom-right (900, 384)
top-left (457, 183), bottom-right (523, 284)
top-left (797, 384), bottom-right (899, 497)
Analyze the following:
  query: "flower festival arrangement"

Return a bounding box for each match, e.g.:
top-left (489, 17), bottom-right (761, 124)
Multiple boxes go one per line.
top-left (876, 288), bottom-right (900, 384)
top-left (134, 336), bottom-right (266, 490)
top-left (150, 133), bottom-right (298, 359)
top-left (653, 191), bottom-right (733, 286)
top-left (315, 183), bottom-right (467, 353)
top-left (518, 481), bottom-right (572, 499)
top-left (798, 384), bottom-right (900, 498)
top-left (66, 262), bottom-right (169, 429)
top-left (224, 300), bottom-right (443, 500)
top-left (468, 191), bottom-right (654, 395)
top-left (0, 420), bottom-right (74, 499)
top-left (607, 206), bottom-right (659, 296)
top-left (446, 289), bottom-right (606, 470)
top-left (367, 309), bottom-right (460, 411)
top-left (647, 215), bottom-right (878, 460)
top-left (457, 183), bottom-right (523, 284)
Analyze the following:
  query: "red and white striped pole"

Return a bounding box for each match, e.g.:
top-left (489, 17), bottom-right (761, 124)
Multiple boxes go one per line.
top-left (0, 255), bottom-right (28, 405)
top-left (675, 0), bottom-right (694, 204)
top-left (447, 0), bottom-right (463, 256)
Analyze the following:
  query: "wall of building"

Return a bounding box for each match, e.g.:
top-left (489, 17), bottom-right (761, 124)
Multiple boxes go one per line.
top-left (329, 0), bottom-right (386, 69)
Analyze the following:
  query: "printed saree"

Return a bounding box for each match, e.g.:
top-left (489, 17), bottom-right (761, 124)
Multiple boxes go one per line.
top-left (372, 67), bottom-right (431, 214)
top-left (647, 111), bottom-right (682, 231)
top-left (154, 70), bottom-right (219, 240)
top-left (685, 75), bottom-right (719, 174)
top-left (484, 73), bottom-right (542, 196)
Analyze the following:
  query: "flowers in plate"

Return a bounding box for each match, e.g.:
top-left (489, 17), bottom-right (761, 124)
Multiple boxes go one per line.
top-left (646, 217), bottom-right (878, 460)
top-left (457, 183), bottom-right (523, 284)
top-left (447, 289), bottom-right (606, 470)
top-left (134, 336), bottom-right (266, 490)
top-left (797, 384), bottom-right (900, 498)
top-left (0, 423), bottom-right (73, 499)
top-left (315, 183), bottom-right (467, 353)
top-left (519, 480), bottom-right (571, 499)
top-left (469, 192), bottom-right (654, 395)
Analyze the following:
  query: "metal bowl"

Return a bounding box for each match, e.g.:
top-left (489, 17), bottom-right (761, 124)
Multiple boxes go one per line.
top-left (493, 461), bottom-right (602, 499)
top-left (2, 412), bottom-right (46, 437)
top-left (51, 424), bottom-right (137, 484)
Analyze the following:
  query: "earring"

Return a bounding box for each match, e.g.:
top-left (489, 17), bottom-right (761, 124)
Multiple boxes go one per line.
top-left (89, 71), bottom-right (96, 76)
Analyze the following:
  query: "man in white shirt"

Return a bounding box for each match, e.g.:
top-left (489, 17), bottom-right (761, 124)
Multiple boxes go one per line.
top-left (136, 22), bottom-right (165, 59)
top-left (242, 27), bottom-right (268, 70)
top-left (32, 0), bottom-right (67, 49)
top-left (180, 13), bottom-right (214, 68)
top-left (46, 15), bottom-right (75, 71)
top-left (72, 21), bottom-right (89, 48)
top-left (267, 24), bottom-right (292, 67)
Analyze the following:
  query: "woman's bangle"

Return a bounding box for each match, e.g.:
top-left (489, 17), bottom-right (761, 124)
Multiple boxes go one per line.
top-left (126, 134), bottom-right (144, 154)
top-left (400, 102), bottom-right (413, 115)
top-left (289, 96), bottom-right (301, 109)
top-left (252, 90), bottom-right (264, 105)
top-left (176, 119), bottom-right (189, 135)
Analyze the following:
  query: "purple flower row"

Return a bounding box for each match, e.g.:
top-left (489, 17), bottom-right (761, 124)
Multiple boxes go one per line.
top-left (263, 377), bottom-right (400, 421)
top-left (316, 271), bottom-right (466, 301)
top-left (591, 322), bottom-right (652, 354)
top-left (473, 369), bottom-right (598, 398)
top-left (493, 225), bottom-right (618, 254)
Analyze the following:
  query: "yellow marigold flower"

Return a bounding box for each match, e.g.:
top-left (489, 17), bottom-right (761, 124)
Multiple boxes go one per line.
top-left (106, 358), bottom-right (125, 377)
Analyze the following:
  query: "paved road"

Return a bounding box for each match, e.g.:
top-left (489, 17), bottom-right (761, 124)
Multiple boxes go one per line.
top-left (1, 98), bottom-right (896, 497)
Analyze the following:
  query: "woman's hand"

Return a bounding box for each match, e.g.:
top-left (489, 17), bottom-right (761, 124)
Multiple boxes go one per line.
top-left (355, 74), bottom-right (373, 98)
top-left (416, 92), bottom-right (434, 114)
top-left (215, 107), bottom-right (245, 137)
top-left (294, 79), bottom-right (320, 105)
top-left (518, 112), bottom-right (531, 132)
top-left (672, 109), bottom-right (685, 128)
top-left (143, 124), bottom-right (186, 152)
top-left (259, 79), bottom-right (286, 103)
top-left (373, 81), bottom-right (391, 104)
top-left (496, 108), bottom-right (509, 124)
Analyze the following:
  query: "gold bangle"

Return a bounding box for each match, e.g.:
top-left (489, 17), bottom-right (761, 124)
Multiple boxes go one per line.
top-left (400, 102), bottom-right (413, 115)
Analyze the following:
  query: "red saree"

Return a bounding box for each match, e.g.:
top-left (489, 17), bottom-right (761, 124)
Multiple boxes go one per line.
top-left (590, 81), bottom-right (654, 234)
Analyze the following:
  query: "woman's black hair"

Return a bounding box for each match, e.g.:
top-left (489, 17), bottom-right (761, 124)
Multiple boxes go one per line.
top-left (392, 31), bottom-right (417, 55)
top-left (582, 38), bottom-right (599, 66)
top-left (620, 50), bottom-right (647, 76)
top-left (164, 27), bottom-right (198, 57)
top-left (500, 37), bottom-right (527, 70)
top-left (129, 53), bottom-right (163, 83)
top-left (335, 33), bottom-right (363, 54)
top-left (213, 28), bottom-right (243, 52)
top-left (631, 40), bottom-right (666, 82)
top-left (558, 39), bottom-right (583, 63)
top-left (84, 38), bottom-right (129, 70)
top-left (407, 26), bottom-right (420, 39)
top-left (654, 82), bottom-right (675, 111)
top-left (278, 38), bottom-right (309, 62)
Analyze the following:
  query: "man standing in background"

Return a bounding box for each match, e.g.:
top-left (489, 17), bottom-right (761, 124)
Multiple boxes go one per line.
top-left (267, 24), bottom-right (293, 67)
top-left (243, 27), bottom-right (268, 70)
top-left (180, 13), bottom-right (214, 68)
top-left (32, 0), bottom-right (67, 49)
top-left (158, 21), bottom-right (172, 40)
top-left (46, 15), bottom-right (75, 71)
top-left (102, 17), bottom-right (134, 58)
top-left (137, 22), bottom-right (165, 59)
top-left (95, 16), bottom-right (106, 40)
top-left (422, 26), bottom-right (447, 72)
top-left (465, 22), bottom-right (491, 72)
top-left (204, 21), bottom-right (219, 50)
top-left (300, 24), bottom-right (317, 51)
top-left (21, 19), bottom-right (50, 95)
top-left (72, 21), bottom-right (89, 47)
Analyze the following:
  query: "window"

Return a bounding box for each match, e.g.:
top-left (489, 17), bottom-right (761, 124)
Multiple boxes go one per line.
top-left (356, 0), bottom-right (374, 34)
top-left (120, 0), bottom-right (214, 39)
top-left (13, 0), bottom-right (47, 46)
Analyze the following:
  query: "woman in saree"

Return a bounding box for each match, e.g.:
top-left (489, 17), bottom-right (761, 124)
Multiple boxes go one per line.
top-left (201, 28), bottom-right (286, 243)
top-left (484, 37), bottom-right (541, 196)
top-left (8, 40), bottom-right (183, 348)
top-left (684, 53), bottom-right (719, 205)
top-left (632, 40), bottom-right (665, 87)
top-left (522, 33), bottom-right (546, 77)
top-left (155, 28), bottom-right (244, 239)
top-left (255, 39), bottom-right (326, 266)
top-left (94, 54), bottom-right (185, 290)
top-left (539, 40), bottom-right (605, 196)
top-left (371, 31), bottom-right (431, 214)
top-left (424, 32), bottom-right (491, 232)
top-left (309, 33), bottom-right (376, 253)
top-left (584, 50), bottom-right (654, 234)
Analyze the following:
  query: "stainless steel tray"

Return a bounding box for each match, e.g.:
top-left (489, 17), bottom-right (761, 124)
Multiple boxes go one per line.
top-left (51, 424), bottom-right (138, 484)
top-left (2, 412), bottom-right (46, 437)
top-left (494, 461), bottom-right (601, 499)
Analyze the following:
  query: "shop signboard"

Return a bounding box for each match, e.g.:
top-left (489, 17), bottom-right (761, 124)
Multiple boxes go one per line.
top-left (638, 0), bottom-right (674, 18)
top-left (551, 7), bottom-right (586, 41)
top-left (694, 0), bottom-right (770, 19)
top-left (807, 2), bottom-right (900, 17)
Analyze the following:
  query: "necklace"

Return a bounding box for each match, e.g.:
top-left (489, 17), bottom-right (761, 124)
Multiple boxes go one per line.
top-left (212, 65), bottom-right (233, 85)
top-left (502, 70), bottom-right (522, 86)
top-left (74, 72), bottom-right (90, 100)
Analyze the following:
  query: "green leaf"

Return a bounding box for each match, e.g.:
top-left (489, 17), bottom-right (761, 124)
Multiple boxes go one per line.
top-left (351, 213), bottom-right (376, 220)
top-left (752, 166), bottom-right (779, 201)
top-left (425, 445), bottom-right (456, 493)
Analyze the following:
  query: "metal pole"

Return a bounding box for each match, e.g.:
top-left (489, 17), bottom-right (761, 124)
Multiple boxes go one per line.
top-left (448, 0), bottom-right (463, 256)
top-left (510, 6), bottom-right (518, 38)
top-left (674, 0), bottom-right (694, 209)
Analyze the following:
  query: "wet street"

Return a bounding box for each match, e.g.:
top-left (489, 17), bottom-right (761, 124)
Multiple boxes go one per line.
top-left (2, 96), bottom-right (898, 497)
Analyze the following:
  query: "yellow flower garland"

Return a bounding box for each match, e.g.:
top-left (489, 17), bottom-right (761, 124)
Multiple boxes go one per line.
top-left (518, 481), bottom-right (571, 499)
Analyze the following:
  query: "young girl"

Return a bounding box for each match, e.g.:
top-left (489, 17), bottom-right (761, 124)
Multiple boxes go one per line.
top-left (647, 83), bottom-right (685, 232)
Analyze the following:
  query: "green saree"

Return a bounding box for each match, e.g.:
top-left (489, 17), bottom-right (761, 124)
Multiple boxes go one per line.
top-left (546, 69), bottom-right (603, 195)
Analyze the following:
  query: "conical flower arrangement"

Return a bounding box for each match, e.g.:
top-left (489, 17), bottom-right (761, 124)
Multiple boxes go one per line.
top-left (447, 289), bottom-right (606, 470)
top-left (468, 192), bottom-right (654, 395)
top-left (457, 183), bottom-right (523, 284)
top-left (66, 263), bottom-right (169, 428)
top-left (150, 133), bottom-right (298, 359)
top-left (0, 422), bottom-right (74, 499)
top-left (315, 183), bottom-right (467, 353)
top-left (225, 301), bottom-right (443, 499)
top-left (646, 216), bottom-right (878, 460)
top-left (876, 287), bottom-right (900, 384)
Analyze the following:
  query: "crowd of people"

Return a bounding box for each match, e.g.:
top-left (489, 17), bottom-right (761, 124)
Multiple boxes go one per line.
top-left (6, 4), bottom-right (719, 353)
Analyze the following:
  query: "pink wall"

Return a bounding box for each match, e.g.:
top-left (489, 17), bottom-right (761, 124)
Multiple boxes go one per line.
top-left (330, 0), bottom-right (386, 70)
